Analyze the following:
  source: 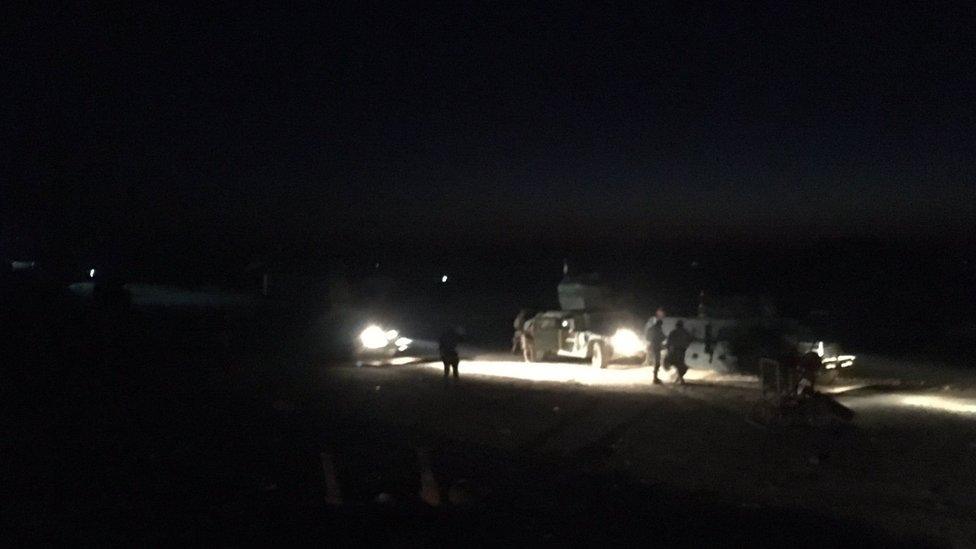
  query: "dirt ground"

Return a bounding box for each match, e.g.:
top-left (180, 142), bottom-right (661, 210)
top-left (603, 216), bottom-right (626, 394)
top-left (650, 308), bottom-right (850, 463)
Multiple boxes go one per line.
top-left (6, 305), bottom-right (975, 546)
top-left (312, 354), bottom-right (976, 546)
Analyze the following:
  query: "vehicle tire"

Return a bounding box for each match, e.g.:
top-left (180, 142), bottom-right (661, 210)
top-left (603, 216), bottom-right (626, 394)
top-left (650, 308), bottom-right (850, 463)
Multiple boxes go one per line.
top-left (590, 341), bottom-right (609, 369)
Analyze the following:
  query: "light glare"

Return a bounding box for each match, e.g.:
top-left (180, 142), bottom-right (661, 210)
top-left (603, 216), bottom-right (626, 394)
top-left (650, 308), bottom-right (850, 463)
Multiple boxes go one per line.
top-left (611, 328), bottom-right (644, 356)
top-left (360, 325), bottom-right (390, 349)
top-left (419, 359), bottom-right (720, 386)
top-left (901, 395), bottom-right (976, 415)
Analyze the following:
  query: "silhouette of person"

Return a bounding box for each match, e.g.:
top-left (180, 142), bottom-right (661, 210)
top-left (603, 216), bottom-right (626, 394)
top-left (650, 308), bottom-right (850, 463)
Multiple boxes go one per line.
top-left (645, 319), bottom-right (666, 384)
top-left (439, 327), bottom-right (461, 381)
top-left (667, 320), bottom-right (693, 384)
top-left (705, 323), bottom-right (714, 363)
top-left (512, 309), bottom-right (530, 353)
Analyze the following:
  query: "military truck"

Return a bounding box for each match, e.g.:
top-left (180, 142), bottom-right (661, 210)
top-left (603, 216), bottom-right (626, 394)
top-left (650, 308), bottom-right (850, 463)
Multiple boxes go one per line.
top-left (522, 310), bottom-right (645, 368)
top-left (654, 315), bottom-right (855, 382)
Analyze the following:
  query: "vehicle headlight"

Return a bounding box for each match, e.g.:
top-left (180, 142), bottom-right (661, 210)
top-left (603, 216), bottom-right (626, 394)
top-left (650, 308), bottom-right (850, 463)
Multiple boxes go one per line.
top-left (611, 328), bottom-right (643, 356)
top-left (360, 325), bottom-right (391, 350)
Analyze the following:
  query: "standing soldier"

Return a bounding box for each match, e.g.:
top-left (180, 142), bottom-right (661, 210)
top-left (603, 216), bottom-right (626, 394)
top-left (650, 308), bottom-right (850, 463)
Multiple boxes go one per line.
top-left (645, 318), bottom-right (666, 384)
top-left (667, 320), bottom-right (693, 385)
top-left (512, 309), bottom-right (530, 354)
top-left (521, 317), bottom-right (536, 362)
top-left (439, 327), bottom-right (461, 382)
top-left (795, 351), bottom-right (822, 396)
top-left (704, 323), bottom-right (715, 363)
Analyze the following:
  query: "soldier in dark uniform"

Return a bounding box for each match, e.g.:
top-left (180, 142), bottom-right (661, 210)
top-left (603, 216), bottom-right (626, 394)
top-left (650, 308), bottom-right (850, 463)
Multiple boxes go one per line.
top-left (512, 309), bottom-right (530, 353)
top-left (667, 320), bottom-right (693, 385)
top-left (705, 323), bottom-right (714, 363)
top-left (645, 318), bottom-right (666, 384)
top-left (795, 351), bottom-right (822, 396)
top-left (439, 327), bottom-right (461, 381)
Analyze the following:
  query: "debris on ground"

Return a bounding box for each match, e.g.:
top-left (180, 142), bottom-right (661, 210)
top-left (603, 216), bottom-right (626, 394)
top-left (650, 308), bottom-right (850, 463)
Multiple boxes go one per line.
top-left (417, 448), bottom-right (441, 507)
top-left (320, 452), bottom-right (343, 506)
top-left (750, 392), bottom-right (855, 428)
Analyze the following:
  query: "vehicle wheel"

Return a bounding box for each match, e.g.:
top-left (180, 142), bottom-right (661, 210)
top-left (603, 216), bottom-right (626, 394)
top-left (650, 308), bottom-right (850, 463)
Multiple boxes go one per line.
top-left (590, 342), bottom-right (609, 369)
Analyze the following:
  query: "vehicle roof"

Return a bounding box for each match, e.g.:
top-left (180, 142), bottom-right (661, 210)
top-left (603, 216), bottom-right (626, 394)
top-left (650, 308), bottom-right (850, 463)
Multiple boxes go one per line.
top-left (535, 309), bottom-right (633, 319)
top-left (536, 310), bottom-right (574, 319)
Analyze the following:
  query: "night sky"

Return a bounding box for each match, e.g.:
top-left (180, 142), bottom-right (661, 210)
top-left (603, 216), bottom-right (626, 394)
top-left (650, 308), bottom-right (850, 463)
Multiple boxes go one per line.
top-left (3, 2), bottom-right (974, 263)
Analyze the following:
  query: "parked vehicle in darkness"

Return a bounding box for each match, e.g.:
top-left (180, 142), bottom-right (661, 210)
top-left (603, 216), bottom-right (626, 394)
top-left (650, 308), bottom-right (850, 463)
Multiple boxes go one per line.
top-left (522, 310), bottom-right (645, 368)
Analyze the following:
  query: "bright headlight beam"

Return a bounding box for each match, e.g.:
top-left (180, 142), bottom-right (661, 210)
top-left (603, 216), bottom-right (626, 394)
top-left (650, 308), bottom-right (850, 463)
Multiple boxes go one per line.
top-left (610, 328), bottom-right (644, 356)
top-left (419, 359), bottom-right (718, 385)
top-left (360, 325), bottom-right (390, 350)
top-left (901, 395), bottom-right (976, 415)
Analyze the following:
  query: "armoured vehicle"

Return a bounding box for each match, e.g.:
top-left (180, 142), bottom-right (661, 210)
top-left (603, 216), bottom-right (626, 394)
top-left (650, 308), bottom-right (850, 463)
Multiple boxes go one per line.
top-left (522, 309), bottom-right (645, 368)
top-left (653, 316), bottom-right (855, 382)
